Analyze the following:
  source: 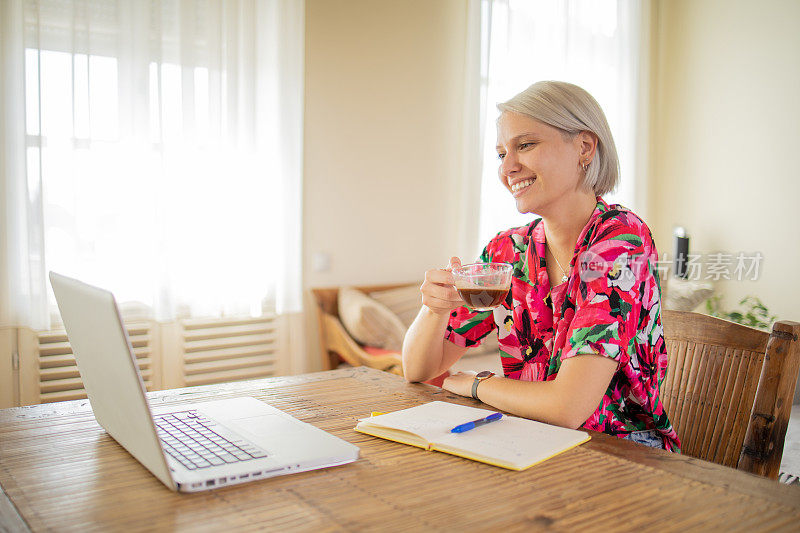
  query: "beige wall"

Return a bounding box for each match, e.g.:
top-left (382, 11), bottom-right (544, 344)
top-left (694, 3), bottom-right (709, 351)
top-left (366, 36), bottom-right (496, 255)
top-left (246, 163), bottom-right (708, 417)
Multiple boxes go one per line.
top-left (302, 0), bottom-right (469, 370)
top-left (300, 0), bottom-right (800, 371)
top-left (650, 0), bottom-right (800, 319)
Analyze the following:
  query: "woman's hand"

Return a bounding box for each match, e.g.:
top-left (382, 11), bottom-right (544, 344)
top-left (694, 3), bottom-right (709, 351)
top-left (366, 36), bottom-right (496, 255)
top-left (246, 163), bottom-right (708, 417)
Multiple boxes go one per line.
top-left (402, 257), bottom-right (469, 383)
top-left (420, 257), bottom-right (464, 316)
top-left (441, 371), bottom-right (477, 397)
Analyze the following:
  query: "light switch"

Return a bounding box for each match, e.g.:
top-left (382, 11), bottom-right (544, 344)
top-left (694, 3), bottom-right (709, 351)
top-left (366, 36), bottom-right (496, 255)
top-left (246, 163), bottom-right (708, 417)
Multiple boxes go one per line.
top-left (312, 252), bottom-right (331, 273)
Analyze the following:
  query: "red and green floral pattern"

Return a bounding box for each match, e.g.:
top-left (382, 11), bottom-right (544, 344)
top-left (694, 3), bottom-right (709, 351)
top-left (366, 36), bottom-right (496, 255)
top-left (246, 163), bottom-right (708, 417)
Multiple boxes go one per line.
top-left (446, 197), bottom-right (681, 451)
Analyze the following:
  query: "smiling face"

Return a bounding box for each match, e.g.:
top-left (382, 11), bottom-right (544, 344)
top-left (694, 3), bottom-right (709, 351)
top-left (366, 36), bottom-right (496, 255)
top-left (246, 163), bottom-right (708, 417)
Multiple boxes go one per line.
top-left (496, 111), bottom-right (594, 216)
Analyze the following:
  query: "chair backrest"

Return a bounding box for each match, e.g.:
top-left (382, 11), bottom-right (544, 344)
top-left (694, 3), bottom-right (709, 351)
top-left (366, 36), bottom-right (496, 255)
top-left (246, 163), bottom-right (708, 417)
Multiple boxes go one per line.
top-left (661, 310), bottom-right (800, 479)
top-left (310, 284), bottom-right (413, 372)
top-left (311, 283), bottom-right (412, 319)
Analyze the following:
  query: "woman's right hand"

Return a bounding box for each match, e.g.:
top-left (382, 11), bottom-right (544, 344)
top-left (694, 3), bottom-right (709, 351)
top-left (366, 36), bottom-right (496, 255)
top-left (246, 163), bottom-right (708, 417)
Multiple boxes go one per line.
top-left (404, 257), bottom-right (470, 382)
top-left (420, 257), bottom-right (465, 316)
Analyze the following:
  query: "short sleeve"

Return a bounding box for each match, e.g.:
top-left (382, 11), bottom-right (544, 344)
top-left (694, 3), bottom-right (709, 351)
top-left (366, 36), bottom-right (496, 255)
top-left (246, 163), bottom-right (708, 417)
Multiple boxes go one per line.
top-left (445, 307), bottom-right (496, 348)
top-left (561, 216), bottom-right (655, 366)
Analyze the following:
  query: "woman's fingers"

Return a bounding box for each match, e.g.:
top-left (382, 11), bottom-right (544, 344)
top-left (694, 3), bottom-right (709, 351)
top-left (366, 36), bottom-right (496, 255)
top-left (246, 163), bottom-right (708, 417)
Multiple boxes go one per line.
top-left (448, 256), bottom-right (462, 271)
top-left (421, 279), bottom-right (461, 304)
top-left (421, 265), bottom-right (463, 313)
top-left (422, 285), bottom-right (461, 305)
top-left (422, 296), bottom-right (461, 314)
top-left (425, 265), bottom-right (454, 285)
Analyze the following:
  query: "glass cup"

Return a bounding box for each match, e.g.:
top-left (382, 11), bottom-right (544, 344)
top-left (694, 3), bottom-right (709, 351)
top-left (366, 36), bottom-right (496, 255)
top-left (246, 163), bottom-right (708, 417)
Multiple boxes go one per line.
top-left (452, 262), bottom-right (513, 311)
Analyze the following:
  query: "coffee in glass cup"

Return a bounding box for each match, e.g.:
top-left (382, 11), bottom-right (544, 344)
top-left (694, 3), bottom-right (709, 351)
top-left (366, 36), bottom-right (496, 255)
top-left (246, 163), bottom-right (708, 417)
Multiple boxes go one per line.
top-left (452, 262), bottom-right (513, 311)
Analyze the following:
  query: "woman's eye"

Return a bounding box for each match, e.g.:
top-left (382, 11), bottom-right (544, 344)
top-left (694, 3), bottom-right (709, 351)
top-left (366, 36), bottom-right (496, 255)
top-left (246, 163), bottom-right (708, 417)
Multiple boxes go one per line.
top-left (497, 153), bottom-right (506, 160)
top-left (519, 142), bottom-right (535, 150)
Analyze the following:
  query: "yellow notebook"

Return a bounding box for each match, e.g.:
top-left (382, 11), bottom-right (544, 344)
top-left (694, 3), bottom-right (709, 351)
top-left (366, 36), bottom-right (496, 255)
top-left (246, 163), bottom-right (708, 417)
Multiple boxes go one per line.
top-left (354, 401), bottom-right (590, 471)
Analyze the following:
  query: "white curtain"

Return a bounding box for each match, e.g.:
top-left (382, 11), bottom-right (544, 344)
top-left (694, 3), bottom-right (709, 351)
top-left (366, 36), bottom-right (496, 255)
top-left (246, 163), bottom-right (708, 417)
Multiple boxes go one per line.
top-left (0, 0), bottom-right (304, 328)
top-left (475, 0), bottom-right (650, 253)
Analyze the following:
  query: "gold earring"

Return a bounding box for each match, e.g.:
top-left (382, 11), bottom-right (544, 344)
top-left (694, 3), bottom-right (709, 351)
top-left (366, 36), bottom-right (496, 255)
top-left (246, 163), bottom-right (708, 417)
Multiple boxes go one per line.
top-left (581, 161), bottom-right (588, 171)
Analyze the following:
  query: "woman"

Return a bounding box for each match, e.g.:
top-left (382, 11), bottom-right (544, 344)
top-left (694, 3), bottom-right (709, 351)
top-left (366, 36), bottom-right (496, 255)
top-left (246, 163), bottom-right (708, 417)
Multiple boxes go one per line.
top-left (402, 81), bottom-right (680, 451)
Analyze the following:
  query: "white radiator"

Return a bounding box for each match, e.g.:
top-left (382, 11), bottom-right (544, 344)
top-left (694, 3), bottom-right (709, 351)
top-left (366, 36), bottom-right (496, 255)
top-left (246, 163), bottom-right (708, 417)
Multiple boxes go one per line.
top-left (9, 314), bottom-right (282, 407)
top-left (162, 315), bottom-right (280, 388)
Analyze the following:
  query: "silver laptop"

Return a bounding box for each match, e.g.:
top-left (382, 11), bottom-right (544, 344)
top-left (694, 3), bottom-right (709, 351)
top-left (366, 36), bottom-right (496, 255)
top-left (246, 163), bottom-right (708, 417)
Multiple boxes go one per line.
top-left (49, 272), bottom-right (359, 492)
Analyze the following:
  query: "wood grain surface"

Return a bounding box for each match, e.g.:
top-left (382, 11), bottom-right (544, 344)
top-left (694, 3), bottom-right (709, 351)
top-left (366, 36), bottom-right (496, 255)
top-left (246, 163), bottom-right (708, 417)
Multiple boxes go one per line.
top-left (1, 367), bottom-right (799, 532)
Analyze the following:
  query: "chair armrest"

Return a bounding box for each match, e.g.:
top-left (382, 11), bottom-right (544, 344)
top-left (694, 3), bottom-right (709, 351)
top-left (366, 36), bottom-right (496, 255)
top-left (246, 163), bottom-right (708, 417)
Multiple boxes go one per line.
top-left (320, 313), bottom-right (403, 375)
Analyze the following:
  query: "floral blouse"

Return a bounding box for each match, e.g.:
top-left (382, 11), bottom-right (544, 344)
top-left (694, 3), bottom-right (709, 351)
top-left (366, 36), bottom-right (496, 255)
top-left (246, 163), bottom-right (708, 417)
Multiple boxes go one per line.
top-left (446, 197), bottom-right (681, 452)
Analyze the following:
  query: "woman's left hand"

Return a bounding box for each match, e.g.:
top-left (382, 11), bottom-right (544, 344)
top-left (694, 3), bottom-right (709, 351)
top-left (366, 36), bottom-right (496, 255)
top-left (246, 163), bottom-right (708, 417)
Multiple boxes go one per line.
top-left (441, 371), bottom-right (477, 397)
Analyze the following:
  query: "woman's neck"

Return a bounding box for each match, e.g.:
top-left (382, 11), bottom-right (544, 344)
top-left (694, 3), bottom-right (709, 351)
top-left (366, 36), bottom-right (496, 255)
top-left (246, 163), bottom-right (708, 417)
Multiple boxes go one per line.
top-left (542, 191), bottom-right (598, 256)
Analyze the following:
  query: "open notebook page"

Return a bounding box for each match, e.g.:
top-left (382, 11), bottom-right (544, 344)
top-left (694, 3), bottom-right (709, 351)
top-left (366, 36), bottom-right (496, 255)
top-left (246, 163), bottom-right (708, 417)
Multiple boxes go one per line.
top-left (360, 401), bottom-right (496, 442)
top-left (359, 401), bottom-right (590, 469)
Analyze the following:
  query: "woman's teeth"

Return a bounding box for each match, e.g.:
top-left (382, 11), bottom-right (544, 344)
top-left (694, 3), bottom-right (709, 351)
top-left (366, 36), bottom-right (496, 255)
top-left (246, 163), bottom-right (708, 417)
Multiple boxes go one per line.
top-left (511, 178), bottom-right (535, 193)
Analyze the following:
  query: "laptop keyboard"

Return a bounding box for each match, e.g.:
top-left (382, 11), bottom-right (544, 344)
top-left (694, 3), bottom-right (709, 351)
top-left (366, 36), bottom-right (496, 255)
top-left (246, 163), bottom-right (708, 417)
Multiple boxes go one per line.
top-left (155, 410), bottom-right (267, 470)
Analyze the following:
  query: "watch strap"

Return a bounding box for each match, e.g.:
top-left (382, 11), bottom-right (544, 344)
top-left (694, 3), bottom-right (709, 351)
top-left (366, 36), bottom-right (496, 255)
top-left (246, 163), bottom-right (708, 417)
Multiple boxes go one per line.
top-left (471, 371), bottom-right (495, 401)
top-left (471, 376), bottom-right (481, 400)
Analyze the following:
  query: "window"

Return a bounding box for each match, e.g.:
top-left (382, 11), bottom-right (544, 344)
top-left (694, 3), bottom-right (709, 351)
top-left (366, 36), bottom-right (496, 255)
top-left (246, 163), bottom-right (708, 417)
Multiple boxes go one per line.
top-left (477, 0), bottom-right (647, 247)
top-left (17, 0), bottom-right (304, 324)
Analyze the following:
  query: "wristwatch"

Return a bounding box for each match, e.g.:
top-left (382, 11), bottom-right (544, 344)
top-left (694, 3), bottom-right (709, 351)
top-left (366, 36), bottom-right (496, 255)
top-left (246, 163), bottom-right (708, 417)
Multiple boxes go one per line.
top-left (471, 370), bottom-right (495, 401)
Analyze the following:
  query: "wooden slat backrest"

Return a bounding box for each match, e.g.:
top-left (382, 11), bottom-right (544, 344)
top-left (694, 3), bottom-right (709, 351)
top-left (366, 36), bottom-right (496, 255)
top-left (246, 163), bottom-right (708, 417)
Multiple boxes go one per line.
top-left (311, 283), bottom-right (416, 371)
top-left (661, 310), bottom-right (800, 479)
top-left (661, 311), bottom-right (767, 469)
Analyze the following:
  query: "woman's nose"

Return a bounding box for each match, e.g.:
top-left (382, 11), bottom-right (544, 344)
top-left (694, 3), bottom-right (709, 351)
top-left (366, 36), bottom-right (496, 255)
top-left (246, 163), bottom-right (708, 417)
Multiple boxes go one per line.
top-left (500, 152), bottom-right (520, 176)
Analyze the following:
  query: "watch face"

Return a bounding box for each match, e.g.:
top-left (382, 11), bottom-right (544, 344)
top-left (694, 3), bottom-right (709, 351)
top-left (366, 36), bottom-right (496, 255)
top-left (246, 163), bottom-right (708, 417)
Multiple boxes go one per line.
top-left (476, 370), bottom-right (494, 379)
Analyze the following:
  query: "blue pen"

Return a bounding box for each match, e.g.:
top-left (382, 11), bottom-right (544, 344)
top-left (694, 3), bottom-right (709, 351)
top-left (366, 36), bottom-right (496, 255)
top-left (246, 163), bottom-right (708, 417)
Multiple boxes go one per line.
top-left (450, 412), bottom-right (503, 433)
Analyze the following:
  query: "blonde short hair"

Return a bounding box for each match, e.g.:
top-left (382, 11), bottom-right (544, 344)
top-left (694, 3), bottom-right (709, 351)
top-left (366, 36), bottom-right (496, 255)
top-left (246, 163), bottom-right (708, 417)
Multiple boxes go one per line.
top-left (497, 81), bottom-right (619, 196)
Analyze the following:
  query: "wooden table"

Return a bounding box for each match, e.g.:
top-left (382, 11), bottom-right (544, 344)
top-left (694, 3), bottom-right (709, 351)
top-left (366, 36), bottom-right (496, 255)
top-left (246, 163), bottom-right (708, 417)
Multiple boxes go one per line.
top-left (1, 367), bottom-right (799, 532)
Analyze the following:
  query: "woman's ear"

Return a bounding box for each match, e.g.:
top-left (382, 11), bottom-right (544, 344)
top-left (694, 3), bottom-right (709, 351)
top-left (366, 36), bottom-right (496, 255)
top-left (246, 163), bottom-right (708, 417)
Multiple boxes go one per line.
top-left (576, 131), bottom-right (598, 162)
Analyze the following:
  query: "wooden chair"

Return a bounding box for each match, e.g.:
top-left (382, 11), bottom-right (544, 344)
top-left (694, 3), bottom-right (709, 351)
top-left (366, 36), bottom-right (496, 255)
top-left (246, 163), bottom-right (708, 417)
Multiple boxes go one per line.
top-left (661, 310), bottom-right (800, 479)
top-left (311, 284), bottom-right (412, 375)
